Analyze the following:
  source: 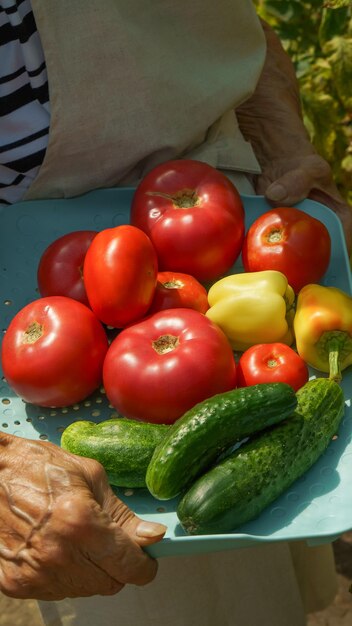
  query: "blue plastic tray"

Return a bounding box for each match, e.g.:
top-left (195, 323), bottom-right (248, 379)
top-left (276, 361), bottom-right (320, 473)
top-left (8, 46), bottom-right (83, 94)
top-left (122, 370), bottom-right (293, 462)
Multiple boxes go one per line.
top-left (1, 188), bottom-right (352, 558)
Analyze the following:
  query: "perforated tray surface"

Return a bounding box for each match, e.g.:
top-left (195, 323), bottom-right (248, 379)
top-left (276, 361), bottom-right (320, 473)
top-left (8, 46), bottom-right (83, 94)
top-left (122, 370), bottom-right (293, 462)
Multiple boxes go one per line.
top-left (1, 188), bottom-right (352, 558)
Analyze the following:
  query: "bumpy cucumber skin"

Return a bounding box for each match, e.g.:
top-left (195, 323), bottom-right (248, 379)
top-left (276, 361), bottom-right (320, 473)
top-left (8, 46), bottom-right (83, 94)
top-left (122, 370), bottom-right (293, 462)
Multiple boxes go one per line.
top-left (146, 383), bottom-right (297, 500)
top-left (61, 418), bottom-right (169, 488)
top-left (177, 378), bottom-right (345, 535)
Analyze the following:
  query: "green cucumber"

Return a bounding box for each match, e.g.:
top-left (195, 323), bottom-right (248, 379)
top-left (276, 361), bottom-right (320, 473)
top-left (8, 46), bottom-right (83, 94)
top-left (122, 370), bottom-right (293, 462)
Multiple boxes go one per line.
top-left (61, 418), bottom-right (169, 488)
top-left (177, 377), bottom-right (345, 535)
top-left (146, 382), bottom-right (297, 500)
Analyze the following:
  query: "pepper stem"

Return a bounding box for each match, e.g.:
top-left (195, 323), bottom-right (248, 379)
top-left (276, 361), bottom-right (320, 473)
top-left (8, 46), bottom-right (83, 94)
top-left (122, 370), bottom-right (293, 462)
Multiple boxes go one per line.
top-left (316, 330), bottom-right (352, 383)
top-left (328, 337), bottom-right (342, 383)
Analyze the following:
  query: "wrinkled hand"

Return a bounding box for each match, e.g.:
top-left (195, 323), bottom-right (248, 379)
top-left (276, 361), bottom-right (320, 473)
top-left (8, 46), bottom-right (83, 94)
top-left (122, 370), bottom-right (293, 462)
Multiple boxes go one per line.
top-left (255, 154), bottom-right (352, 255)
top-left (0, 434), bottom-right (166, 601)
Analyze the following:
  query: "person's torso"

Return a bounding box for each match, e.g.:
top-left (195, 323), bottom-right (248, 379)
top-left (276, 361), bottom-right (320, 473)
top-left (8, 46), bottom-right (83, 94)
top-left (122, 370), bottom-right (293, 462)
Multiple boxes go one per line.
top-left (2, 0), bottom-right (266, 201)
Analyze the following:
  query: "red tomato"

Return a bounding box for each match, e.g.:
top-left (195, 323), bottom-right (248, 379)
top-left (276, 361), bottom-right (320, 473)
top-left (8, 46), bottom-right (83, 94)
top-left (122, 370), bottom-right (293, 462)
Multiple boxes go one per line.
top-left (241, 207), bottom-right (331, 293)
top-left (130, 159), bottom-right (245, 282)
top-left (103, 308), bottom-right (237, 424)
top-left (148, 271), bottom-right (209, 315)
top-left (83, 225), bottom-right (158, 328)
top-left (37, 230), bottom-right (97, 306)
top-left (237, 343), bottom-right (309, 392)
top-left (1, 296), bottom-right (109, 407)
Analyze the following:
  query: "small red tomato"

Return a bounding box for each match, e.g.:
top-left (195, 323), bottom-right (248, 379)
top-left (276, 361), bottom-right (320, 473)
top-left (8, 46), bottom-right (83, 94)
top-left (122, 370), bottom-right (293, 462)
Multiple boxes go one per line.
top-left (103, 308), bottom-right (237, 424)
top-left (37, 230), bottom-right (97, 306)
top-left (1, 296), bottom-right (109, 407)
top-left (237, 343), bottom-right (309, 392)
top-left (148, 271), bottom-right (209, 315)
top-left (83, 224), bottom-right (158, 328)
top-left (131, 159), bottom-right (245, 282)
top-left (242, 207), bottom-right (331, 293)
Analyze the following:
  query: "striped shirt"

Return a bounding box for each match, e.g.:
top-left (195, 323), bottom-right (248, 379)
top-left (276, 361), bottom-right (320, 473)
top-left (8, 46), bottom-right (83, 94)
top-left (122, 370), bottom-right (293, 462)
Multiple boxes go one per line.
top-left (0, 0), bottom-right (49, 204)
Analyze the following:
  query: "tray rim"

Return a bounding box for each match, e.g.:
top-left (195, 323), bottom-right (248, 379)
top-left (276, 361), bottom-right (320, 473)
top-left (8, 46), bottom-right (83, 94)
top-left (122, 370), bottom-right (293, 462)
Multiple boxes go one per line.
top-left (1, 187), bottom-right (352, 558)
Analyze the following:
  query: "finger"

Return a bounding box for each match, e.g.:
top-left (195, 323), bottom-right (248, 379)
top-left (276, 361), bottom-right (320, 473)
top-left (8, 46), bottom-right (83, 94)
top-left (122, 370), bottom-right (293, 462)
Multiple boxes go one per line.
top-left (263, 155), bottom-right (332, 206)
top-left (0, 553), bottom-right (124, 601)
top-left (83, 459), bottom-right (167, 547)
top-left (85, 522), bottom-right (159, 586)
top-left (103, 489), bottom-right (167, 547)
top-left (69, 455), bottom-right (164, 583)
top-left (1, 573), bottom-right (125, 601)
top-left (264, 167), bottom-right (315, 206)
top-left (51, 492), bottom-right (159, 589)
top-left (70, 495), bottom-right (159, 586)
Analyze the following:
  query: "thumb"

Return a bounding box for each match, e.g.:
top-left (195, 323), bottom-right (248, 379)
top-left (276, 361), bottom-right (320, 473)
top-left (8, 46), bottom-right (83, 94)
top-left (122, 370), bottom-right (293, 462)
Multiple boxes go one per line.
top-left (265, 167), bottom-right (313, 206)
top-left (75, 453), bottom-right (167, 547)
top-left (264, 155), bottom-right (332, 206)
top-left (103, 488), bottom-right (167, 547)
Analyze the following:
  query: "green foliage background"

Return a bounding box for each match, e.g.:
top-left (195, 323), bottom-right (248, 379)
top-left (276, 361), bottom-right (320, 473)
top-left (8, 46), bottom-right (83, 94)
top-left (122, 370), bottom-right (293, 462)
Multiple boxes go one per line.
top-left (254, 0), bottom-right (352, 205)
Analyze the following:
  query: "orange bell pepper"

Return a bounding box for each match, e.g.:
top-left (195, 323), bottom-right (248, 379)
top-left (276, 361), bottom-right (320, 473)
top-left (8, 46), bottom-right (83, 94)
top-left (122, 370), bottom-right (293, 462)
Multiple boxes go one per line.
top-left (294, 283), bottom-right (352, 382)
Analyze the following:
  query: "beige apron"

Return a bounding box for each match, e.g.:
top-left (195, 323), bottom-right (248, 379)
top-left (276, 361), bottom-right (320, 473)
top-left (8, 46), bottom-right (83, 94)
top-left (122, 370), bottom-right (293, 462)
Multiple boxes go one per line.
top-left (23, 1), bottom-right (337, 623)
top-left (25, 0), bottom-right (265, 200)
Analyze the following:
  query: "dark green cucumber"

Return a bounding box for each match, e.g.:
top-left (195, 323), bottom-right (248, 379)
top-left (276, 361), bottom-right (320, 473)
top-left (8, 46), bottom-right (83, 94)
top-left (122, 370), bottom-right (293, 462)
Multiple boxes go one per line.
top-left (146, 382), bottom-right (297, 500)
top-left (61, 418), bottom-right (169, 488)
top-left (177, 378), bottom-right (345, 535)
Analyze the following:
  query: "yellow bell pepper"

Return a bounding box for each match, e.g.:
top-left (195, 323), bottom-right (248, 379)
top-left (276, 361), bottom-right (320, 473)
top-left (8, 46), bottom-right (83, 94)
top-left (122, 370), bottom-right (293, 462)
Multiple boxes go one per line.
top-left (206, 270), bottom-right (295, 351)
top-left (294, 283), bottom-right (352, 382)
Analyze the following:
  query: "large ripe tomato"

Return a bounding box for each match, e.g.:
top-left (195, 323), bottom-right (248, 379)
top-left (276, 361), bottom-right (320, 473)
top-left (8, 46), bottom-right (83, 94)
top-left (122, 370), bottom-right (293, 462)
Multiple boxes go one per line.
top-left (237, 343), bottom-right (309, 392)
top-left (37, 230), bottom-right (97, 306)
top-left (241, 207), bottom-right (331, 293)
top-left (148, 271), bottom-right (209, 315)
top-left (1, 296), bottom-right (109, 407)
top-left (130, 159), bottom-right (245, 282)
top-left (103, 308), bottom-right (237, 424)
top-left (83, 225), bottom-right (158, 328)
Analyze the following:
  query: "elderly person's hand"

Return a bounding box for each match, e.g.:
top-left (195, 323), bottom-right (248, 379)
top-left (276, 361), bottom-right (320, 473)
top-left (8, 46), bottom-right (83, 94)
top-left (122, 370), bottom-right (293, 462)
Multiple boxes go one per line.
top-left (237, 18), bottom-right (352, 256)
top-left (256, 153), bottom-right (352, 254)
top-left (0, 433), bottom-right (166, 601)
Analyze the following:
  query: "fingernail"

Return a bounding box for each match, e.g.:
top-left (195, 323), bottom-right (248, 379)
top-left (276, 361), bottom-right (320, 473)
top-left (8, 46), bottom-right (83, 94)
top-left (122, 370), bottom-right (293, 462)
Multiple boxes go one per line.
top-left (136, 521), bottom-right (167, 538)
top-left (267, 183), bottom-right (287, 202)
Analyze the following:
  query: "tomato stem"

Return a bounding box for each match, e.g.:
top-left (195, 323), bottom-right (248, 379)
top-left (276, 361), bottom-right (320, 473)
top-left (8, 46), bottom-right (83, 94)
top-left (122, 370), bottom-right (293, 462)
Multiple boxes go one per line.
top-left (162, 280), bottom-right (184, 290)
top-left (171, 189), bottom-right (200, 209)
top-left (267, 358), bottom-right (278, 368)
top-left (152, 334), bottom-right (179, 354)
top-left (267, 228), bottom-right (283, 244)
top-left (22, 321), bottom-right (43, 344)
top-left (146, 188), bottom-right (200, 209)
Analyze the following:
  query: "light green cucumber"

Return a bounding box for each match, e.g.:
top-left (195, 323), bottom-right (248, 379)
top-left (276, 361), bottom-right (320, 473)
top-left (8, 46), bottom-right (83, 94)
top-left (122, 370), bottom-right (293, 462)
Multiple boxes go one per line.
top-left (61, 418), bottom-right (169, 488)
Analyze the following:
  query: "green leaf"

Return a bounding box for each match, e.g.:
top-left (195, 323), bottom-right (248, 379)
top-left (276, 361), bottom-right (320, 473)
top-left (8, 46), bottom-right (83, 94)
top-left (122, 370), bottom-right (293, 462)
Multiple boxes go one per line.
top-left (258, 0), bottom-right (303, 21)
top-left (301, 90), bottom-right (338, 160)
top-left (323, 0), bottom-right (351, 9)
top-left (325, 37), bottom-right (352, 109)
top-left (319, 7), bottom-right (350, 45)
top-left (254, 0), bottom-right (352, 204)
top-left (341, 153), bottom-right (352, 172)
